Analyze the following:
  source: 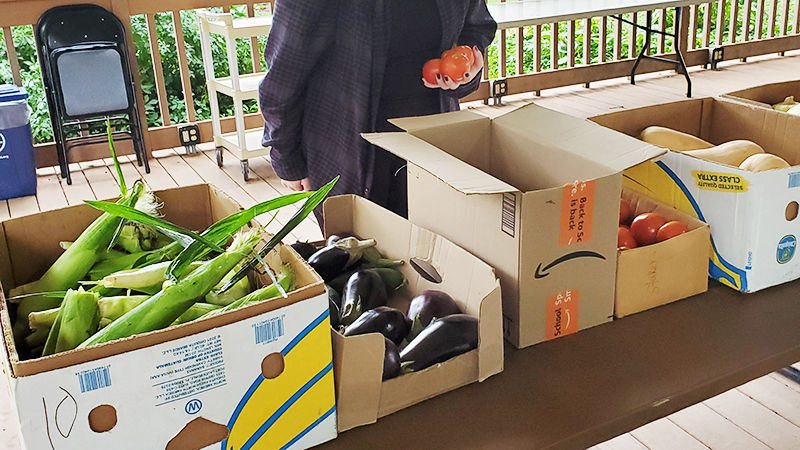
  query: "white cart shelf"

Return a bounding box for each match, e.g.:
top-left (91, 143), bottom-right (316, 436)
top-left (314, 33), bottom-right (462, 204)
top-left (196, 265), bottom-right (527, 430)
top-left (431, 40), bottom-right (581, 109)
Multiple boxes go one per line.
top-left (198, 11), bottom-right (272, 181)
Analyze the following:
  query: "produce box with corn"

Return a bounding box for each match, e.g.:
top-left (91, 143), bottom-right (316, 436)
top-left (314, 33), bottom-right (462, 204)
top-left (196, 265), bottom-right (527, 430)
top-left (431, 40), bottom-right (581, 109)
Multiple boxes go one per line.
top-left (0, 128), bottom-right (341, 449)
top-left (592, 97), bottom-right (800, 293)
top-left (722, 79), bottom-right (800, 116)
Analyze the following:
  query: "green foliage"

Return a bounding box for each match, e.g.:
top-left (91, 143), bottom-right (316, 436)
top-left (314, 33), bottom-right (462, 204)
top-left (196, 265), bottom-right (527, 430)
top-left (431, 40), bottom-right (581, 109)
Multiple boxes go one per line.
top-left (0, 1), bottom-right (797, 145)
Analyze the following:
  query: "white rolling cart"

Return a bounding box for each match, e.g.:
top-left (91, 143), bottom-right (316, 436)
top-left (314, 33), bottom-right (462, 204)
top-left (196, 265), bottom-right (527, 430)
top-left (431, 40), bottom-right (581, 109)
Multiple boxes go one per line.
top-left (197, 10), bottom-right (272, 181)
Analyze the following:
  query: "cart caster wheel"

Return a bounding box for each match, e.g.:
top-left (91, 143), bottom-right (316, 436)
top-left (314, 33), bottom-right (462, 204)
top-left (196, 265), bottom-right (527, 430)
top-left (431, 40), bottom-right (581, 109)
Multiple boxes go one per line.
top-left (216, 148), bottom-right (224, 167)
top-left (241, 160), bottom-right (250, 181)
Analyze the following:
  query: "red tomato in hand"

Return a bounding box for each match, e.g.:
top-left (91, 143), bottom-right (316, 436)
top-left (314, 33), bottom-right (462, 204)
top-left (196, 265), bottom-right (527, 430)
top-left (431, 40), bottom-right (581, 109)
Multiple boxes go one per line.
top-left (656, 220), bottom-right (689, 242)
top-left (619, 200), bottom-right (633, 225)
top-left (422, 59), bottom-right (441, 85)
top-left (630, 213), bottom-right (667, 246)
top-left (439, 53), bottom-right (471, 82)
top-left (443, 45), bottom-right (475, 65)
top-left (618, 226), bottom-right (638, 250)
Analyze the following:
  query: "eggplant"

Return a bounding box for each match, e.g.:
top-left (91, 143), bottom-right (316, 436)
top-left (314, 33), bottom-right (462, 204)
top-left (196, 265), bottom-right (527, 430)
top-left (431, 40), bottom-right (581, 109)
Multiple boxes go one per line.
top-left (307, 237), bottom-right (376, 282)
top-left (339, 270), bottom-right (388, 327)
top-left (290, 241), bottom-right (318, 261)
top-left (383, 338), bottom-right (401, 380)
top-left (343, 306), bottom-right (410, 345)
top-left (328, 297), bottom-right (341, 330)
top-left (406, 290), bottom-right (461, 341)
top-left (328, 267), bottom-right (406, 294)
top-left (326, 284), bottom-right (341, 308)
top-left (399, 314), bottom-right (478, 372)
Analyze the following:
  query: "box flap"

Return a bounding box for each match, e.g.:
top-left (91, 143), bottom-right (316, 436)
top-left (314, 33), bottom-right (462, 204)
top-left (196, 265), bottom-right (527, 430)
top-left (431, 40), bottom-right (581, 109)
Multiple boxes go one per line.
top-left (361, 132), bottom-right (518, 195)
top-left (493, 103), bottom-right (666, 172)
top-left (388, 108), bottom-right (488, 131)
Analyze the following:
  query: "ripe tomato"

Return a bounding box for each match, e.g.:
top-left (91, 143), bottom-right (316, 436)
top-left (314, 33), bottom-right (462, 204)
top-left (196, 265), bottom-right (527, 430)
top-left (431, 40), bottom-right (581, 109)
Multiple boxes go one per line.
top-left (630, 212), bottom-right (667, 246)
top-left (443, 45), bottom-right (475, 65)
top-left (656, 220), bottom-right (689, 242)
top-left (439, 53), bottom-right (471, 82)
top-left (422, 59), bottom-right (441, 85)
top-left (619, 200), bottom-right (633, 225)
top-left (618, 226), bottom-right (638, 250)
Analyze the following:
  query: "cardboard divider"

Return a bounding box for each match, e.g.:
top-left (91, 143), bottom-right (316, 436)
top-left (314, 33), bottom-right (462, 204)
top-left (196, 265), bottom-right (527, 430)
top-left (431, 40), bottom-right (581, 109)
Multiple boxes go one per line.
top-left (322, 195), bottom-right (503, 432)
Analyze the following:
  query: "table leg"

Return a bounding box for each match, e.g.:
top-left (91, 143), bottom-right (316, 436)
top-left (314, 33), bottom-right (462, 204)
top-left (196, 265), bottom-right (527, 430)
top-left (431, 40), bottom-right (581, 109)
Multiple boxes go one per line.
top-left (630, 11), bottom-right (653, 86)
top-left (673, 6), bottom-right (692, 97)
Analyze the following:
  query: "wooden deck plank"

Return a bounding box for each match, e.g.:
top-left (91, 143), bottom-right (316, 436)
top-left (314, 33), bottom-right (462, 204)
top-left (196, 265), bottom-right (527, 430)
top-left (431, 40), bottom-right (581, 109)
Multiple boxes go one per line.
top-left (629, 417), bottom-right (708, 450)
top-left (154, 148), bottom-right (204, 187)
top-left (62, 163), bottom-right (98, 205)
top-left (0, 201), bottom-right (10, 220)
top-left (34, 167), bottom-right (69, 212)
top-left (768, 372), bottom-right (800, 395)
top-left (78, 160), bottom-right (123, 201)
top-left (590, 432), bottom-right (648, 450)
top-left (123, 154), bottom-right (179, 191)
top-left (704, 389), bottom-right (800, 449)
top-left (668, 403), bottom-right (770, 450)
top-left (6, 194), bottom-right (39, 217)
top-left (738, 374), bottom-right (800, 427)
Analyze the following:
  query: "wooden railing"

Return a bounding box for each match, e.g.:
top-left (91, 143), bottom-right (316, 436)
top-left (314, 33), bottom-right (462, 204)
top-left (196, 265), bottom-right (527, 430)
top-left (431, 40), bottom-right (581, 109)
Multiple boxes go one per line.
top-left (1, 0), bottom-right (799, 168)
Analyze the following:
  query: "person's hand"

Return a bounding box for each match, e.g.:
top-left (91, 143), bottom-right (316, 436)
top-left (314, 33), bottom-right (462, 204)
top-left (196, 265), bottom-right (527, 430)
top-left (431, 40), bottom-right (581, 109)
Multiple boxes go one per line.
top-left (423, 46), bottom-right (484, 91)
top-left (281, 177), bottom-right (312, 192)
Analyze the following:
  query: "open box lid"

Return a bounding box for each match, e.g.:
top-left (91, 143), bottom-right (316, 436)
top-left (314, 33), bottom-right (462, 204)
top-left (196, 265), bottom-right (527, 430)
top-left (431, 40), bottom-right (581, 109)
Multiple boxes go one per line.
top-left (363, 105), bottom-right (665, 194)
top-left (490, 103), bottom-right (667, 173)
top-left (362, 110), bottom-right (517, 195)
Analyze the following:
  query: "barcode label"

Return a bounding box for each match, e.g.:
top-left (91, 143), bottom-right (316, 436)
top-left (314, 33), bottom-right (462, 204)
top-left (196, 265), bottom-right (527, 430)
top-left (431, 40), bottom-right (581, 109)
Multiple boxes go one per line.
top-left (501, 193), bottom-right (516, 237)
top-left (253, 316), bottom-right (284, 344)
top-left (76, 366), bottom-right (112, 393)
top-left (788, 172), bottom-right (800, 188)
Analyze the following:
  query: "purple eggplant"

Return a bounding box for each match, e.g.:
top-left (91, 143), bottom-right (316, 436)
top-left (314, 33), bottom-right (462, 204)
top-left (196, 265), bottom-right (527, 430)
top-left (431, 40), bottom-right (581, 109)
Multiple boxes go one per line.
top-left (339, 270), bottom-right (388, 327)
top-left (290, 241), bottom-right (318, 261)
top-left (308, 237), bottom-right (376, 282)
top-left (383, 338), bottom-right (401, 380)
top-left (343, 306), bottom-right (410, 345)
top-left (406, 290), bottom-right (461, 341)
top-left (399, 314), bottom-right (478, 372)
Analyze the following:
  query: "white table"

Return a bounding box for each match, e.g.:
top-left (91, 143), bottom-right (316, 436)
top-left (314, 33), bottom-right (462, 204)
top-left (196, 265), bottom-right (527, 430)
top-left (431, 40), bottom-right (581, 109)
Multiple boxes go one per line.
top-left (486, 0), bottom-right (711, 97)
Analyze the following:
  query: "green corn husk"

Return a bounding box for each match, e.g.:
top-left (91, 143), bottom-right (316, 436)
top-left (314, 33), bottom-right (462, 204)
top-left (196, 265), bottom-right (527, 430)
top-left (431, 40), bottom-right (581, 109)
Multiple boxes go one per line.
top-left (97, 295), bottom-right (151, 322)
top-left (116, 222), bottom-right (161, 253)
top-left (200, 265), bottom-right (294, 320)
top-left (171, 303), bottom-right (223, 325)
top-left (78, 229), bottom-right (262, 348)
top-left (205, 268), bottom-right (251, 306)
top-left (92, 261), bottom-right (203, 291)
top-left (87, 241), bottom-right (183, 281)
top-left (43, 288), bottom-right (100, 355)
top-left (11, 182), bottom-right (146, 342)
top-left (29, 308), bottom-right (59, 331)
top-left (24, 327), bottom-right (50, 349)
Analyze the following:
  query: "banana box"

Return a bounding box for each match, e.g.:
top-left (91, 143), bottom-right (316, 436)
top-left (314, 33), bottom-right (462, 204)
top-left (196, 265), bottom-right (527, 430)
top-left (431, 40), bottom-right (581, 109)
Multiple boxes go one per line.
top-left (592, 98), bottom-right (800, 293)
top-left (0, 184), bottom-right (337, 449)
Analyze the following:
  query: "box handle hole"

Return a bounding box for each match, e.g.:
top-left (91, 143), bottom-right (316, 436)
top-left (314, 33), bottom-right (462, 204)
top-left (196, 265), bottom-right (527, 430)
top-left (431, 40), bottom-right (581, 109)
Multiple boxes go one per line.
top-left (410, 258), bottom-right (442, 284)
top-left (261, 352), bottom-right (285, 379)
top-left (88, 404), bottom-right (117, 433)
top-left (786, 201), bottom-right (798, 221)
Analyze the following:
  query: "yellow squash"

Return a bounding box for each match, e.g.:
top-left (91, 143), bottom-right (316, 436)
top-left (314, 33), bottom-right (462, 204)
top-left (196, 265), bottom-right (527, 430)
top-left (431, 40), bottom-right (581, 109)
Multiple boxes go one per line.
top-left (739, 153), bottom-right (791, 172)
top-left (683, 140), bottom-right (765, 166)
top-left (639, 126), bottom-right (713, 151)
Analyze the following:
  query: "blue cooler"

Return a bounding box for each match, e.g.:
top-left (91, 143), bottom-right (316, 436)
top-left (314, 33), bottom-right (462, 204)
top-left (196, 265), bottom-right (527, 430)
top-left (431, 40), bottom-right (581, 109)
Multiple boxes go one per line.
top-left (0, 85), bottom-right (37, 200)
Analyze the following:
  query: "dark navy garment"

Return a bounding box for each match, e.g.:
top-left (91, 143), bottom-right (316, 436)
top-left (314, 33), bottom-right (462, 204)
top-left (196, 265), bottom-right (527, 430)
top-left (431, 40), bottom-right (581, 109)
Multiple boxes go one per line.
top-left (258, 0), bottom-right (497, 219)
top-left (372, 0), bottom-right (443, 217)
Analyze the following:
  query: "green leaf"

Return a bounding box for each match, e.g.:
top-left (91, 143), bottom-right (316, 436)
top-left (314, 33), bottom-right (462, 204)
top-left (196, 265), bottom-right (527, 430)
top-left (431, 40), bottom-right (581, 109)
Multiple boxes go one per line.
top-left (218, 177), bottom-right (338, 292)
top-left (107, 119), bottom-right (127, 196)
top-left (84, 201), bottom-right (224, 253)
top-left (166, 190), bottom-right (316, 281)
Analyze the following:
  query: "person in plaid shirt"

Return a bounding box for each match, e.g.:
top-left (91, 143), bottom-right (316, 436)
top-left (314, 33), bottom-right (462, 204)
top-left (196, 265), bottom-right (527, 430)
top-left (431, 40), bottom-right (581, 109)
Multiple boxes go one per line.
top-left (259, 0), bottom-right (497, 221)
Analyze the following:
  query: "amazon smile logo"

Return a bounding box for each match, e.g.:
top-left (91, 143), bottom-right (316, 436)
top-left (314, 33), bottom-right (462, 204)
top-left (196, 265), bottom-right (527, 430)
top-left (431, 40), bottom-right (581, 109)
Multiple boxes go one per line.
top-left (535, 251), bottom-right (606, 279)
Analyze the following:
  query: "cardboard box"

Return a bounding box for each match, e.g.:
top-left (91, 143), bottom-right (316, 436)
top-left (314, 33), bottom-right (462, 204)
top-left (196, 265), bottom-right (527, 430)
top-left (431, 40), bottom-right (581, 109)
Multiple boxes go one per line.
top-left (722, 80), bottom-right (800, 112)
top-left (0, 184), bottom-right (337, 449)
top-left (616, 190), bottom-right (710, 318)
top-left (322, 195), bottom-right (503, 431)
top-left (592, 98), bottom-right (800, 293)
top-left (362, 104), bottom-right (664, 348)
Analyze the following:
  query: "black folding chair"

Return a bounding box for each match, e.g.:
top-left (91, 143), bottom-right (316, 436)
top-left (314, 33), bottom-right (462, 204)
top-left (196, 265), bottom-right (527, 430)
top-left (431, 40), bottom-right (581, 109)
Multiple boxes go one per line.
top-left (36, 4), bottom-right (149, 185)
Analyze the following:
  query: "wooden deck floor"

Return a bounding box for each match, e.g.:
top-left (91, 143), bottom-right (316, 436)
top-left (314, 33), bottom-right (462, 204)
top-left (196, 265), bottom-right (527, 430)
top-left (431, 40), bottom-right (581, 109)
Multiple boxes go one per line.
top-left (2, 51), bottom-right (800, 449)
